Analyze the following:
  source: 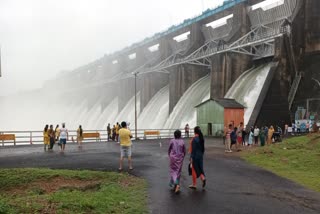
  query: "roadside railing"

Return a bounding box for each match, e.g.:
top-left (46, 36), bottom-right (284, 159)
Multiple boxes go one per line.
top-left (0, 129), bottom-right (194, 146)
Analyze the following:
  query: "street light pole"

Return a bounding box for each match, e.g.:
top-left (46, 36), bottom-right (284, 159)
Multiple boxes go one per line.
top-left (0, 47), bottom-right (2, 77)
top-left (134, 72), bottom-right (138, 140)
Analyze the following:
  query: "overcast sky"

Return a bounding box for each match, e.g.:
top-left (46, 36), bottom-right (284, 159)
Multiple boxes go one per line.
top-left (0, 0), bottom-right (225, 96)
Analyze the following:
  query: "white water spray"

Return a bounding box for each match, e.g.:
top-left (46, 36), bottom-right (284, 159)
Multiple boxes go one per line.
top-left (114, 92), bottom-right (141, 127)
top-left (96, 97), bottom-right (119, 129)
top-left (225, 63), bottom-right (273, 125)
top-left (165, 75), bottom-right (210, 129)
top-left (138, 85), bottom-right (169, 129)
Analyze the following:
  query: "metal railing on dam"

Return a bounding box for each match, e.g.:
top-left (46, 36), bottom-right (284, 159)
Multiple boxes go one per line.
top-left (0, 129), bottom-right (195, 146)
top-left (113, 0), bottom-right (246, 57)
top-left (67, 24), bottom-right (289, 94)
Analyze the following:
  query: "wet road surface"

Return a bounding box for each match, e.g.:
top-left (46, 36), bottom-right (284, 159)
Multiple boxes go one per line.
top-left (0, 138), bottom-right (320, 214)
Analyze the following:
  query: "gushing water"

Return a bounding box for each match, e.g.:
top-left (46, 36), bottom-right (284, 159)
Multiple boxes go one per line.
top-left (138, 85), bottom-right (169, 129)
top-left (66, 100), bottom-right (88, 128)
top-left (86, 98), bottom-right (104, 129)
top-left (96, 97), bottom-right (118, 129)
top-left (114, 92), bottom-right (141, 128)
top-left (225, 63), bottom-right (273, 125)
top-left (0, 63), bottom-right (273, 132)
top-left (164, 75), bottom-right (210, 129)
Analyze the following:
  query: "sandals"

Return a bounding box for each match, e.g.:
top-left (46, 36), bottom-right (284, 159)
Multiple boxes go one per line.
top-left (188, 185), bottom-right (197, 190)
top-left (202, 179), bottom-right (206, 188)
top-left (175, 185), bottom-right (180, 193)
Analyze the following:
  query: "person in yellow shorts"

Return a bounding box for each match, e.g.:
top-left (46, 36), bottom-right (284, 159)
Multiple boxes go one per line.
top-left (119, 121), bottom-right (133, 171)
top-left (43, 124), bottom-right (49, 151)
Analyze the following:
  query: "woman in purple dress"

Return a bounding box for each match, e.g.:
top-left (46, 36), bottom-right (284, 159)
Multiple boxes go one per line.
top-left (168, 130), bottom-right (186, 193)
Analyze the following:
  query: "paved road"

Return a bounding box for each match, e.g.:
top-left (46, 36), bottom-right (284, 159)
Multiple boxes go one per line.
top-left (0, 138), bottom-right (320, 214)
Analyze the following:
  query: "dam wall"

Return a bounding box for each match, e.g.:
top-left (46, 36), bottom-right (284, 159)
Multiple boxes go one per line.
top-left (40, 0), bottom-right (319, 129)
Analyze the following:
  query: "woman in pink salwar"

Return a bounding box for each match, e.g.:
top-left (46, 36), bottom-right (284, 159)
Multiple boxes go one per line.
top-left (168, 130), bottom-right (186, 193)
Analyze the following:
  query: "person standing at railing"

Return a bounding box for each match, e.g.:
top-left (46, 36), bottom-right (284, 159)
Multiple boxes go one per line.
top-left (185, 124), bottom-right (190, 138)
top-left (59, 123), bottom-right (68, 152)
top-left (48, 125), bottom-right (55, 150)
top-left (43, 124), bottom-right (49, 151)
top-left (77, 125), bottom-right (83, 148)
top-left (112, 125), bottom-right (116, 141)
top-left (107, 123), bottom-right (111, 141)
top-left (55, 125), bottom-right (60, 145)
top-left (115, 122), bottom-right (120, 142)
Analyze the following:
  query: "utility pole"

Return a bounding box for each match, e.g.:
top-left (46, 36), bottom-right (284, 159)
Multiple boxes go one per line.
top-left (134, 72), bottom-right (138, 140)
top-left (0, 47), bottom-right (2, 77)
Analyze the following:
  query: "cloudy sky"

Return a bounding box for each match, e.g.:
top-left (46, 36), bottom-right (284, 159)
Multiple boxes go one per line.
top-left (0, 0), bottom-right (226, 96)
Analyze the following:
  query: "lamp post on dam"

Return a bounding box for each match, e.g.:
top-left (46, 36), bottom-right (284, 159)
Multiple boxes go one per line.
top-left (132, 71), bottom-right (139, 140)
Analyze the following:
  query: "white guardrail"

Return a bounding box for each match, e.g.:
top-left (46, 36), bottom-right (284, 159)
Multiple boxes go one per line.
top-left (0, 129), bottom-right (194, 146)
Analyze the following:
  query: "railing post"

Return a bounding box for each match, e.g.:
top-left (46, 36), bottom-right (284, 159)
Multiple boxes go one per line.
top-left (30, 131), bottom-right (33, 145)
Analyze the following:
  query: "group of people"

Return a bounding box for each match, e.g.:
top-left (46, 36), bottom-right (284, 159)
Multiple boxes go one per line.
top-left (43, 121), bottom-right (206, 194)
top-left (224, 122), bottom-right (282, 153)
top-left (43, 123), bottom-right (83, 152)
top-left (104, 121), bottom-right (206, 193)
top-left (285, 121), bottom-right (317, 134)
top-left (246, 125), bottom-right (281, 146)
top-left (107, 122), bottom-right (126, 142)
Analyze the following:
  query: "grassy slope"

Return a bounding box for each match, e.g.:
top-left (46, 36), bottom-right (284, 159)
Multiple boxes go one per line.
top-left (0, 168), bottom-right (147, 214)
top-left (243, 134), bottom-right (320, 192)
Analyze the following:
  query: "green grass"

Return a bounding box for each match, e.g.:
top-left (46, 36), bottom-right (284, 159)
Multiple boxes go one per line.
top-left (0, 168), bottom-right (147, 214)
top-left (243, 134), bottom-right (320, 192)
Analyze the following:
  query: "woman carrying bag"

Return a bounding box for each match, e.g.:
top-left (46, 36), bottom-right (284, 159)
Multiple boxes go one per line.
top-left (188, 126), bottom-right (206, 190)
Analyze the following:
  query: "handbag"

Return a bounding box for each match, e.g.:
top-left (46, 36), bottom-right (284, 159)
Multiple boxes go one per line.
top-left (188, 163), bottom-right (192, 176)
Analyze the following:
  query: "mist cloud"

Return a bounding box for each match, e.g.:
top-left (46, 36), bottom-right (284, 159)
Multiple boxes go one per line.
top-left (0, 0), bottom-right (224, 96)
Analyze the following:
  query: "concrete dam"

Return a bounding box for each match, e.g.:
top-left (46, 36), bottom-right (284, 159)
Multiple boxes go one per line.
top-left (1, 0), bottom-right (319, 133)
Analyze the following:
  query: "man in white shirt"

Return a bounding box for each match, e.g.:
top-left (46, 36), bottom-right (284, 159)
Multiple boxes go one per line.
top-left (59, 123), bottom-right (68, 152)
top-left (253, 126), bottom-right (260, 145)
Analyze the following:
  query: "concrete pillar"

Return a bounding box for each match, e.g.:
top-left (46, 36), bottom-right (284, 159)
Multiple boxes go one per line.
top-left (304, 0), bottom-right (320, 53)
top-left (209, 2), bottom-right (251, 99)
top-left (118, 78), bottom-right (135, 111)
top-left (140, 72), bottom-right (169, 111)
top-left (210, 54), bottom-right (227, 99)
top-left (168, 22), bottom-right (208, 113)
top-left (139, 37), bottom-right (172, 112)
